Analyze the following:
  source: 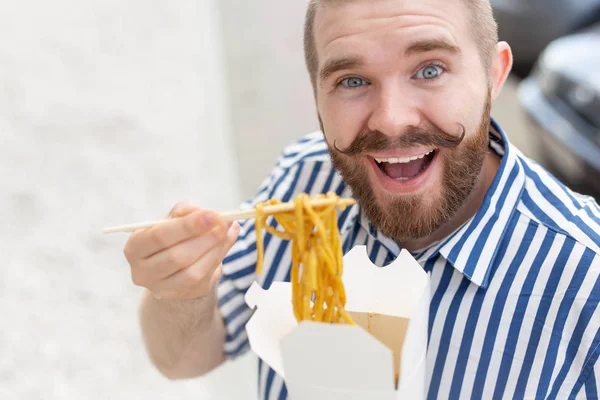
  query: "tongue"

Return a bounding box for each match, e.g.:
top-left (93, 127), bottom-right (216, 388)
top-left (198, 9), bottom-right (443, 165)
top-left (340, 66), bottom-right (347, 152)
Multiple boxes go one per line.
top-left (382, 158), bottom-right (426, 180)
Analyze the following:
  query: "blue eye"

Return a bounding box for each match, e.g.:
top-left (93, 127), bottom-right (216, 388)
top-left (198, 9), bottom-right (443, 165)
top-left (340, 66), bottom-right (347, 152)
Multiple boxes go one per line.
top-left (340, 77), bottom-right (368, 88)
top-left (415, 65), bottom-right (443, 80)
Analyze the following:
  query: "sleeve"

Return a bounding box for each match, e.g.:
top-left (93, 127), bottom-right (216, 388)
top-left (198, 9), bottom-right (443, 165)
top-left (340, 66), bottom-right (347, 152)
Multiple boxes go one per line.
top-left (216, 156), bottom-right (301, 359)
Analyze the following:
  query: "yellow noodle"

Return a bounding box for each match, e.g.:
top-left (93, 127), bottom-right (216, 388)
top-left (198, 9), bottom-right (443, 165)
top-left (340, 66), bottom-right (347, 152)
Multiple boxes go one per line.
top-left (254, 192), bottom-right (354, 324)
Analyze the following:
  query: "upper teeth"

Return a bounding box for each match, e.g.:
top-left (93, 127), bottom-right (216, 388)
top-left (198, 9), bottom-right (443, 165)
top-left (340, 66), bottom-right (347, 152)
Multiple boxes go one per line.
top-left (375, 150), bottom-right (434, 164)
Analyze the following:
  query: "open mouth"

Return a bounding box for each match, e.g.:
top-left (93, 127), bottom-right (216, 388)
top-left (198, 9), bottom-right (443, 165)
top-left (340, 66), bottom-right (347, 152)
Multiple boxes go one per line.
top-left (374, 150), bottom-right (438, 182)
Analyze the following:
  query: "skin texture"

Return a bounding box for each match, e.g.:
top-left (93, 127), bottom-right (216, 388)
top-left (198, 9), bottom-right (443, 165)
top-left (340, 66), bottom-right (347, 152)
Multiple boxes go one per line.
top-left (313, 0), bottom-right (513, 250)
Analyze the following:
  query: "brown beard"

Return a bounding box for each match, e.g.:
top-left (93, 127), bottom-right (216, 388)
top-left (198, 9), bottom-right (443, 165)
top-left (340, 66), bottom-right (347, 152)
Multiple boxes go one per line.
top-left (325, 95), bottom-right (492, 244)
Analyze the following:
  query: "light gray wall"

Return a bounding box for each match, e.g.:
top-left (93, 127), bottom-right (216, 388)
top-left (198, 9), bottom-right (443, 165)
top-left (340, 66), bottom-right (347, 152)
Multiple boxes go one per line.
top-left (218, 0), bottom-right (320, 200)
top-left (0, 0), bottom-right (253, 399)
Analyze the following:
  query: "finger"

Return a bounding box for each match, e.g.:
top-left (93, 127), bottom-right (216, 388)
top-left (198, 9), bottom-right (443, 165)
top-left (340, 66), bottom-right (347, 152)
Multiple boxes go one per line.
top-left (149, 223), bottom-right (240, 299)
top-left (168, 201), bottom-right (200, 218)
top-left (149, 242), bottom-right (227, 299)
top-left (224, 221), bottom-right (241, 253)
top-left (125, 209), bottom-right (221, 260)
top-left (138, 222), bottom-right (231, 284)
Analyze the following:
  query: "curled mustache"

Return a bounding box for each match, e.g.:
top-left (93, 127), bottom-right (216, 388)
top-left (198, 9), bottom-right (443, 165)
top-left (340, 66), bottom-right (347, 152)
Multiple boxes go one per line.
top-left (332, 124), bottom-right (466, 156)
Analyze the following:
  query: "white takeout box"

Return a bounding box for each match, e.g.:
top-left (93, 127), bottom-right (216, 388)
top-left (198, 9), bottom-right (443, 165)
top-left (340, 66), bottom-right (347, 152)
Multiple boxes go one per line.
top-left (245, 245), bottom-right (430, 399)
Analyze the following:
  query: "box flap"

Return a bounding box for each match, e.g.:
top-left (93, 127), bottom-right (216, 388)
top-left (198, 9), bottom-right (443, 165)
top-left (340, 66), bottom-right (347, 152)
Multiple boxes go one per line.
top-left (396, 279), bottom-right (430, 399)
top-left (343, 246), bottom-right (428, 318)
top-left (245, 282), bottom-right (297, 378)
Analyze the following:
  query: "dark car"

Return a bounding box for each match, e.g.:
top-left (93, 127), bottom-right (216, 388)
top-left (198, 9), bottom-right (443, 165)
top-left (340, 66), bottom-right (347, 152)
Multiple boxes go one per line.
top-left (518, 24), bottom-right (600, 198)
top-left (492, 0), bottom-right (600, 77)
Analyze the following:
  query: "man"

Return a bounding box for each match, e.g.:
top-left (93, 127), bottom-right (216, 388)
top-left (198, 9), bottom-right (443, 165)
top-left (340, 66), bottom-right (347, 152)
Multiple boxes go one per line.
top-left (124, 0), bottom-right (600, 398)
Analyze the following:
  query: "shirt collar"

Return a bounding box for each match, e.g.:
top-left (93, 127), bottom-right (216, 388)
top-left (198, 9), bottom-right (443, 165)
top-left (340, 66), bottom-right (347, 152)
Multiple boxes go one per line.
top-left (357, 118), bottom-right (527, 289)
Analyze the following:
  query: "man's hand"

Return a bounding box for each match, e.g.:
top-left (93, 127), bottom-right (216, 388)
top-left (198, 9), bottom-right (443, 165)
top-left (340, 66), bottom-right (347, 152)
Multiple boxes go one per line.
top-left (124, 201), bottom-right (240, 300)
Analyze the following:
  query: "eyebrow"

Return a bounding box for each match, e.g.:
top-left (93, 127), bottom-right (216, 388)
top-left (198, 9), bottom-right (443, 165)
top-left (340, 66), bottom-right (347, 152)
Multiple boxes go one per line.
top-left (318, 39), bottom-right (460, 84)
top-left (405, 38), bottom-right (461, 57)
top-left (319, 56), bottom-right (364, 84)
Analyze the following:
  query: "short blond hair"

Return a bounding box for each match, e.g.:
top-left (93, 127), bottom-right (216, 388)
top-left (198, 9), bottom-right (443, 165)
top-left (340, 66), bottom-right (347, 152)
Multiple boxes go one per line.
top-left (304, 0), bottom-right (498, 90)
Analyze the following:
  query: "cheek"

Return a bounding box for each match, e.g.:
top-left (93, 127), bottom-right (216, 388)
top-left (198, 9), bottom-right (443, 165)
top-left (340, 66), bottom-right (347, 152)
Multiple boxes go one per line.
top-left (318, 95), bottom-right (369, 147)
top-left (421, 87), bottom-right (486, 136)
top-left (420, 94), bottom-right (464, 131)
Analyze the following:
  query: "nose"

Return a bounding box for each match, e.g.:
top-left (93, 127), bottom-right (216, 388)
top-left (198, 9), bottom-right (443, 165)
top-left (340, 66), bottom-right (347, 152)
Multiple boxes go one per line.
top-left (367, 86), bottom-right (421, 137)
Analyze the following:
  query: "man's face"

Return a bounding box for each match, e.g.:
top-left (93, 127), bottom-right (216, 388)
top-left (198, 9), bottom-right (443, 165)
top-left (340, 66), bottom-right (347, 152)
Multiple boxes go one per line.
top-left (314, 0), bottom-right (493, 243)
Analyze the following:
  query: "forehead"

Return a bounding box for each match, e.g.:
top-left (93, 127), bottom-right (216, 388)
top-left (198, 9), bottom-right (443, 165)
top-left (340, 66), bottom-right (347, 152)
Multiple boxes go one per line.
top-left (314, 0), bottom-right (473, 62)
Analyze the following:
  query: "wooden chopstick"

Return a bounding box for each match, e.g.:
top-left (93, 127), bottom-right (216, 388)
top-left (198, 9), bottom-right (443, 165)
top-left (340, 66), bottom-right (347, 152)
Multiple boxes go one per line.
top-left (103, 197), bottom-right (356, 234)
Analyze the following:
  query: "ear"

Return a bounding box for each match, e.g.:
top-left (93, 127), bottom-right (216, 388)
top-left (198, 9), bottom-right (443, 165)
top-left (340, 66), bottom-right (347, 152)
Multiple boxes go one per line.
top-left (490, 42), bottom-right (513, 101)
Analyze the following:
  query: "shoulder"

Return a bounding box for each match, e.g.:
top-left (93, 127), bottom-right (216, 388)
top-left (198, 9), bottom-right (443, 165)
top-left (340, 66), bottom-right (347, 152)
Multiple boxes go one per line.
top-left (261, 131), bottom-right (348, 199)
top-left (276, 131), bottom-right (331, 169)
top-left (515, 152), bottom-right (600, 256)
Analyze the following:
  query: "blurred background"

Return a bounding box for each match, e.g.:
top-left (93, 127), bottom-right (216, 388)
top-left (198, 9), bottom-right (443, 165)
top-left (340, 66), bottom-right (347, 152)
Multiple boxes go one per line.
top-left (1, 1), bottom-right (599, 399)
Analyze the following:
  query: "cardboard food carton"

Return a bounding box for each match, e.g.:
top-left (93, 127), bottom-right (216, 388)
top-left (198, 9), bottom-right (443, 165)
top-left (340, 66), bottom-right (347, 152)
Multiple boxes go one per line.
top-left (245, 245), bottom-right (430, 399)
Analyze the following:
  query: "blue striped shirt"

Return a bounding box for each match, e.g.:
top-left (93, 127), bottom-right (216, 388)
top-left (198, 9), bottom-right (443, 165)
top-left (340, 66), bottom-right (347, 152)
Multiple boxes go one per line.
top-left (217, 118), bottom-right (600, 399)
